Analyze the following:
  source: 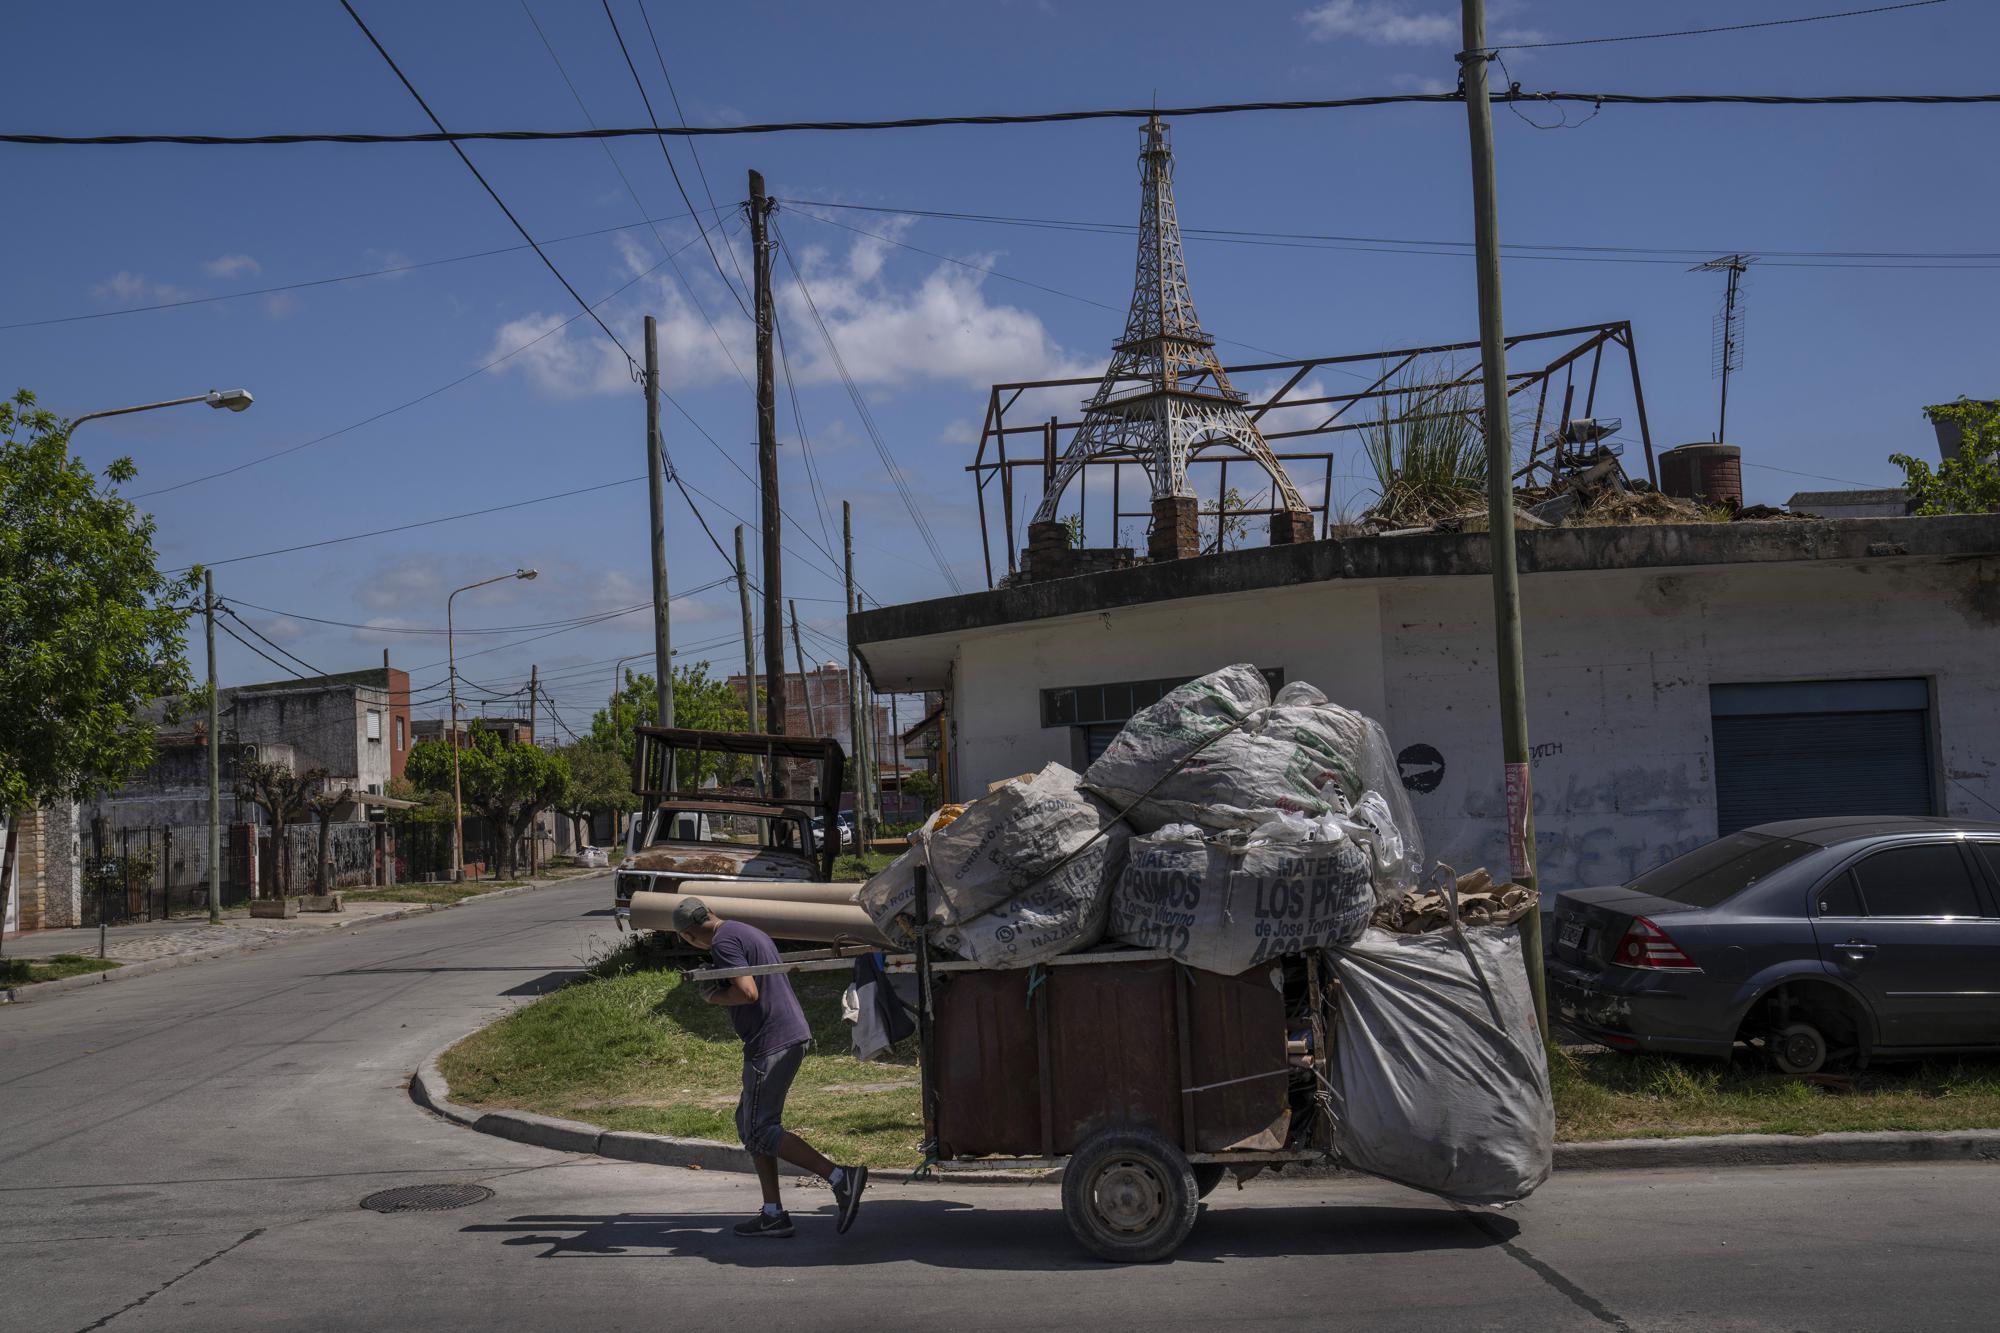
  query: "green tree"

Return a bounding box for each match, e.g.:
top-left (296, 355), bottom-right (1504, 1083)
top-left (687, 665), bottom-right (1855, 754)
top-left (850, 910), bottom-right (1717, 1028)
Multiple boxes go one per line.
top-left (1893, 399), bottom-right (2000, 516)
top-left (0, 389), bottom-right (198, 810)
top-left (902, 769), bottom-right (940, 813)
top-left (406, 727), bottom-right (570, 879)
top-left (1, 388), bottom-right (199, 939)
top-left (235, 757), bottom-right (325, 898)
top-left (555, 738), bottom-right (633, 848)
top-left (588, 661), bottom-right (754, 784)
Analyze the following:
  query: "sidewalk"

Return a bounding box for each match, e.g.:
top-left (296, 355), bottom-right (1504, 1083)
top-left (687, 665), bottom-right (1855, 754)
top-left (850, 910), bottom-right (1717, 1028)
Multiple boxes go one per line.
top-left (3, 869), bottom-right (606, 1002)
top-left (7, 901), bottom-right (428, 963)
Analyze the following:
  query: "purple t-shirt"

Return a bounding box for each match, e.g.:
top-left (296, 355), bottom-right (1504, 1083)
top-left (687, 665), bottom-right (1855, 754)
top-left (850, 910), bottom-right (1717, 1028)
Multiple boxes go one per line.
top-left (709, 920), bottom-right (811, 1058)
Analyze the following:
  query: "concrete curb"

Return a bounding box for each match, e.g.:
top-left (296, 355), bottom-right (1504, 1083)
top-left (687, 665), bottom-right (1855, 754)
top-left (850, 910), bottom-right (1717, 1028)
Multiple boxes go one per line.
top-left (410, 1032), bottom-right (1053, 1184)
top-left (1554, 1128), bottom-right (2000, 1172)
top-left (1, 874), bottom-right (592, 1006)
top-left (412, 1024), bottom-right (2000, 1183)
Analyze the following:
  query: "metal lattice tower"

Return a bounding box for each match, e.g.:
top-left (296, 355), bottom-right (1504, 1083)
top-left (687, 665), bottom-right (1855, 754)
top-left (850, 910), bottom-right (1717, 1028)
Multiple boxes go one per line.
top-left (1031, 117), bottom-right (1310, 539)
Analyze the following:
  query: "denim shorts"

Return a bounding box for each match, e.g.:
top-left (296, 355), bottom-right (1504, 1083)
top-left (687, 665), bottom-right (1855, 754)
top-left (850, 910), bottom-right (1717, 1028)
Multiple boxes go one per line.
top-left (737, 1041), bottom-right (807, 1156)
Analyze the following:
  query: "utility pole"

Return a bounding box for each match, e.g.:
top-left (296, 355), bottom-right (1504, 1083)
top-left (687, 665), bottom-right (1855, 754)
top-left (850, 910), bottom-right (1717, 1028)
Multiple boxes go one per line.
top-left (735, 525), bottom-right (765, 797)
top-left (750, 170), bottom-right (786, 753)
top-left (205, 570), bottom-right (222, 925)
top-left (842, 501), bottom-right (871, 846)
top-left (1459, 0), bottom-right (1544, 1036)
top-left (789, 600), bottom-right (818, 736)
top-left (524, 660), bottom-right (540, 876)
top-left (644, 315), bottom-right (674, 735)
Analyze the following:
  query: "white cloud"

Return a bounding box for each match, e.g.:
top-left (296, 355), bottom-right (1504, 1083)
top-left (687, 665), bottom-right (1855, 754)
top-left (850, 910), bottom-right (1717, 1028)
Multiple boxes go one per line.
top-left (1389, 72), bottom-right (1454, 94)
top-left (90, 272), bottom-right (195, 307)
top-left (489, 222), bottom-right (1092, 400)
top-left (263, 291), bottom-right (301, 320)
top-left (1300, 0), bottom-right (1457, 45)
top-left (203, 253), bottom-right (262, 279)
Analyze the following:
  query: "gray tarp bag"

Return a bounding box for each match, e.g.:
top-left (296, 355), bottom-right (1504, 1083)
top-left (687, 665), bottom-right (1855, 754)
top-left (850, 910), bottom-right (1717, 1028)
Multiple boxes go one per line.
top-left (1327, 922), bottom-right (1554, 1207)
top-left (1082, 667), bottom-right (1427, 898)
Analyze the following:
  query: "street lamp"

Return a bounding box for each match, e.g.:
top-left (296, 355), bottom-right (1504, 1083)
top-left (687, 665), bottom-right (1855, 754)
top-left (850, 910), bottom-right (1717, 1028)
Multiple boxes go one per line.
top-left (48, 388), bottom-right (255, 934)
top-left (448, 568), bottom-right (538, 882)
top-left (69, 388), bottom-right (254, 437)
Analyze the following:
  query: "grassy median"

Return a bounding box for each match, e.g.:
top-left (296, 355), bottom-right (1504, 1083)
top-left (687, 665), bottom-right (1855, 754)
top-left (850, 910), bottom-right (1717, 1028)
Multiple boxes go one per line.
top-left (343, 880), bottom-right (529, 906)
top-left (440, 937), bottom-right (2000, 1163)
top-left (2, 954), bottom-right (121, 986)
top-left (440, 940), bottom-right (922, 1167)
top-left (1550, 1044), bottom-right (2000, 1141)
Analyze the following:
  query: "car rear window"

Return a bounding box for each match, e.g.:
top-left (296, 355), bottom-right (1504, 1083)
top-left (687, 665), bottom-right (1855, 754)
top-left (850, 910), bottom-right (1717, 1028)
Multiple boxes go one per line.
top-left (1852, 844), bottom-right (1983, 918)
top-left (1628, 832), bottom-right (1818, 908)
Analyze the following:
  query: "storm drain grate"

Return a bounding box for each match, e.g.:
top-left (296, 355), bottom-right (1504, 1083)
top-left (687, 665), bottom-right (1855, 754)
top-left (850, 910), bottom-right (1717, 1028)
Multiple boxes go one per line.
top-left (360, 1183), bottom-right (494, 1214)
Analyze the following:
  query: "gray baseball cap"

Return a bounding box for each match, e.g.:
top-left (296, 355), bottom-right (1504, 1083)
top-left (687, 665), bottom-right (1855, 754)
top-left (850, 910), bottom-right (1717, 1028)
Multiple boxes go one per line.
top-left (670, 896), bottom-right (712, 933)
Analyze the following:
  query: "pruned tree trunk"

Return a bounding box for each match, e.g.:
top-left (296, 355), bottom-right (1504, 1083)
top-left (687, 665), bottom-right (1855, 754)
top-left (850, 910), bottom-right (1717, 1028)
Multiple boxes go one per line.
top-left (315, 813), bottom-right (331, 893)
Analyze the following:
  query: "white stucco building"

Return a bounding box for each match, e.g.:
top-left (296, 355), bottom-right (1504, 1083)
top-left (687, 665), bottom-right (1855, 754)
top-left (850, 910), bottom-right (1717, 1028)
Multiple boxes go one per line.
top-left (852, 515), bottom-right (2000, 892)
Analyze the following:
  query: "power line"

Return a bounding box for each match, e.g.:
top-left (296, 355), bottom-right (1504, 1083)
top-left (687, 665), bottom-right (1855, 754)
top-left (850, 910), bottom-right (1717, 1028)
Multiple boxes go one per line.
top-left (338, 0), bottom-right (638, 371)
top-left (598, 0), bottom-right (751, 320)
top-left (0, 203), bottom-right (727, 333)
top-left (130, 238), bottom-right (695, 501)
top-left (785, 198), bottom-right (2000, 270)
top-left (169, 477), bottom-right (643, 572)
top-left (774, 222), bottom-right (962, 594)
top-left (218, 604), bottom-right (326, 677)
top-left (1486, 1), bottom-right (1952, 52)
top-left (636, 0), bottom-right (752, 303)
top-left (13, 89), bottom-right (1999, 147)
top-left (517, 0), bottom-right (750, 389)
top-left (213, 617), bottom-right (312, 682)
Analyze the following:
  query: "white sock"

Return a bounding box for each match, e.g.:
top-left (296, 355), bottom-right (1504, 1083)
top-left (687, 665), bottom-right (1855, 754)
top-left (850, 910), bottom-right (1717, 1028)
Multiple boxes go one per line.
top-left (828, 1167), bottom-right (846, 1189)
top-left (762, 1202), bottom-right (782, 1218)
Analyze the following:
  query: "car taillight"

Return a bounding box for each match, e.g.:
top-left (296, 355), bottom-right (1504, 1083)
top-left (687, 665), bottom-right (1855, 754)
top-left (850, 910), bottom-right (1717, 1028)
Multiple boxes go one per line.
top-left (1612, 916), bottom-right (1700, 971)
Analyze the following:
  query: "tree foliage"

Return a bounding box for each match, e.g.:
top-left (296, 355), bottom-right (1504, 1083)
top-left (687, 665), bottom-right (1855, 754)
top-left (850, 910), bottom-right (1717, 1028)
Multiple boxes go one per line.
top-left (555, 738), bottom-right (632, 844)
top-left (588, 661), bottom-right (754, 785)
top-left (0, 389), bottom-right (197, 809)
top-left (406, 725), bottom-right (570, 878)
top-left (1893, 399), bottom-right (2000, 516)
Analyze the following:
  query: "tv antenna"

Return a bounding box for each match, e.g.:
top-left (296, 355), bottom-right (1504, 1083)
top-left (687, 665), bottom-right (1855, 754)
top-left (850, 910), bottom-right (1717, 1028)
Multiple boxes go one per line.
top-left (1691, 254), bottom-right (1755, 441)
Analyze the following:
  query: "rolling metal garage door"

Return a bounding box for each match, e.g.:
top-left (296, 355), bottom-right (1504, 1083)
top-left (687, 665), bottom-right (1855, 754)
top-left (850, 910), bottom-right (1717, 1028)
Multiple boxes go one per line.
top-left (1711, 679), bottom-right (1935, 835)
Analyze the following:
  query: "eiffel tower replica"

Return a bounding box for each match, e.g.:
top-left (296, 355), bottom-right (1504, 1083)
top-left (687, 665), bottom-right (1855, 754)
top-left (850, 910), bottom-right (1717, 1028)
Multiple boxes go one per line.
top-left (1026, 115), bottom-right (1313, 575)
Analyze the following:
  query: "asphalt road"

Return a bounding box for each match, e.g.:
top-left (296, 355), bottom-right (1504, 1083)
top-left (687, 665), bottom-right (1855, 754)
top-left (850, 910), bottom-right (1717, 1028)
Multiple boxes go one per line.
top-left (5, 874), bottom-right (1998, 1332)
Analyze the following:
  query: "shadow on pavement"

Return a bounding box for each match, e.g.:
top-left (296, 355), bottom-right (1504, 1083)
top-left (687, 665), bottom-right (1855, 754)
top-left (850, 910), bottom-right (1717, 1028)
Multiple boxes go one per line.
top-left (462, 1199), bottom-right (1510, 1267)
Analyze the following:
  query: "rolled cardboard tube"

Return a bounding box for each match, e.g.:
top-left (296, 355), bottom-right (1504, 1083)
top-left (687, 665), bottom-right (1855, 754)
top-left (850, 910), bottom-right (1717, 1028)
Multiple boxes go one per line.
top-left (629, 891), bottom-right (891, 947)
top-left (663, 880), bottom-right (859, 906)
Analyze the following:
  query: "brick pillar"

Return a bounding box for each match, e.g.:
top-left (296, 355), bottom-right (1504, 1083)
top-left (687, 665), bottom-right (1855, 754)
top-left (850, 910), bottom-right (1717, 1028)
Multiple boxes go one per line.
top-left (1023, 519), bottom-right (1072, 581)
top-left (1270, 507), bottom-right (1315, 546)
top-left (1148, 495), bottom-right (1200, 562)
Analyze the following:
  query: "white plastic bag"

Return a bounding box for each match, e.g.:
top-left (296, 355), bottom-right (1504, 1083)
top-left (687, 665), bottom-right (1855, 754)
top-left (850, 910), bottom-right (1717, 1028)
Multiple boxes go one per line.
top-left (1327, 925), bottom-right (1553, 1207)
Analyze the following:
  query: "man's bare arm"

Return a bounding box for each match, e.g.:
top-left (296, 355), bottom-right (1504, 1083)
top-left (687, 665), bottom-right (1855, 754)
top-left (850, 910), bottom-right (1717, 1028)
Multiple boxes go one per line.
top-left (704, 974), bottom-right (760, 1007)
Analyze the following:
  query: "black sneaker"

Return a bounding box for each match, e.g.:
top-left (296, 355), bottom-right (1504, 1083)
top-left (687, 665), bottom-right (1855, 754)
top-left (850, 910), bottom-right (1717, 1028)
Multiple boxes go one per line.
top-left (832, 1165), bottom-right (868, 1235)
top-left (732, 1210), bottom-right (794, 1239)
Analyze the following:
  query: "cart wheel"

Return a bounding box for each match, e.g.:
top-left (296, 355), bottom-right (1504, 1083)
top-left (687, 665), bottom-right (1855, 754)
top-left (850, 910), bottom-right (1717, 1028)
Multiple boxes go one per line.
top-left (1061, 1127), bottom-right (1200, 1263)
top-left (1191, 1164), bottom-right (1228, 1200)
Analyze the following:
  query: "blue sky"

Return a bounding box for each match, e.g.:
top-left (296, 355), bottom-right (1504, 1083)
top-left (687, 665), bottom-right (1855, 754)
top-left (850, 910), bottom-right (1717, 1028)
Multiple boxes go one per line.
top-left (6, 0), bottom-right (1994, 735)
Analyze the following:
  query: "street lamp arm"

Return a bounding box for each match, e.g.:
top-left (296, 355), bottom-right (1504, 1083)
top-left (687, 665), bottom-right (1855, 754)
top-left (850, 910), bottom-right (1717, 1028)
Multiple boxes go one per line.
top-left (68, 389), bottom-right (254, 436)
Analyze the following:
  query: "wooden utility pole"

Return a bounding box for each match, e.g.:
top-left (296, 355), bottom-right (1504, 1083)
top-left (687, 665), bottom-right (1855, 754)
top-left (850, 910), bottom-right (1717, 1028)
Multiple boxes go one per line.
top-left (842, 501), bottom-right (872, 846)
top-left (749, 171), bottom-right (786, 750)
top-left (644, 315), bottom-right (674, 735)
top-left (735, 524), bottom-right (765, 796)
top-left (1460, 0), bottom-right (1544, 1035)
top-left (789, 600), bottom-right (818, 736)
top-left (205, 570), bottom-right (222, 924)
top-left (527, 662), bottom-right (539, 874)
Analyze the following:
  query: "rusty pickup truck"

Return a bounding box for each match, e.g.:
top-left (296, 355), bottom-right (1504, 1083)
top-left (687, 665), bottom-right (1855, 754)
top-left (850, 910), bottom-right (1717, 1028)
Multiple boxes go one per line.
top-left (613, 725), bottom-right (846, 923)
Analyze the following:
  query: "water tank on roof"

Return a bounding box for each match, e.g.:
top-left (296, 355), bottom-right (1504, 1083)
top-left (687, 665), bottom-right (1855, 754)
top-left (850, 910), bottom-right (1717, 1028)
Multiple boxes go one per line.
top-left (1659, 443), bottom-right (1743, 509)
